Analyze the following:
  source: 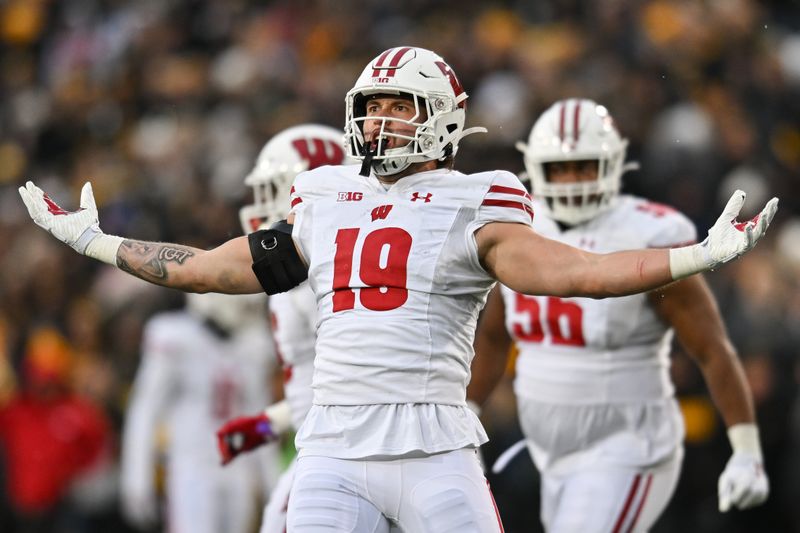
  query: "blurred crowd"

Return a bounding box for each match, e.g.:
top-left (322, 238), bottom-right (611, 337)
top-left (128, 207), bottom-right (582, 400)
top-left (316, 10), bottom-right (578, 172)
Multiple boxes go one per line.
top-left (0, 0), bottom-right (799, 532)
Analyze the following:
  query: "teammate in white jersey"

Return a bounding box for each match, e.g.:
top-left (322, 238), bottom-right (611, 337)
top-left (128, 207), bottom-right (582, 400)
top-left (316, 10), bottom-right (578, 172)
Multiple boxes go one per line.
top-left (19, 48), bottom-right (777, 533)
top-left (467, 99), bottom-right (770, 532)
top-left (216, 124), bottom-right (351, 533)
top-left (120, 291), bottom-right (281, 533)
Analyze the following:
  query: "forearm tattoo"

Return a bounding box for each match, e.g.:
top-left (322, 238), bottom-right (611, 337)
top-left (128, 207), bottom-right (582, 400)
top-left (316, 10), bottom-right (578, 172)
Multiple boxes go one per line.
top-left (117, 240), bottom-right (195, 285)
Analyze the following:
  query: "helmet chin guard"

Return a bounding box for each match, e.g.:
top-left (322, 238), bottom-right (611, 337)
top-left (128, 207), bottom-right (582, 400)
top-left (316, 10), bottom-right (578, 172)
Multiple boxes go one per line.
top-left (517, 98), bottom-right (636, 225)
top-left (345, 47), bottom-right (486, 177)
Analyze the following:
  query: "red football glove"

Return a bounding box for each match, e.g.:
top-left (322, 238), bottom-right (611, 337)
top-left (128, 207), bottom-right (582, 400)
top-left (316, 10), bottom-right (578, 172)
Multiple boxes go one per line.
top-left (216, 413), bottom-right (276, 465)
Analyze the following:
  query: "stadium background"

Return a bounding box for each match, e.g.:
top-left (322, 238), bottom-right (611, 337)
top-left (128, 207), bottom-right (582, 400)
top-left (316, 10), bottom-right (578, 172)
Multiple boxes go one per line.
top-left (0, 1), bottom-right (798, 531)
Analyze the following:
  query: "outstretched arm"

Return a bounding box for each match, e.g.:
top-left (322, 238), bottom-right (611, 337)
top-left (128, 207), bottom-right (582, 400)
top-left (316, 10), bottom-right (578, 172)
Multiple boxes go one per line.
top-left (117, 236), bottom-right (260, 293)
top-left (649, 276), bottom-right (769, 512)
top-left (19, 181), bottom-right (262, 294)
top-left (476, 190), bottom-right (778, 298)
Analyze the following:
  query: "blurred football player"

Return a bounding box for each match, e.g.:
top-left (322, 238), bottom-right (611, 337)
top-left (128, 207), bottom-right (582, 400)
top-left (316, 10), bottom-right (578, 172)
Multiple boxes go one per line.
top-left (468, 98), bottom-right (770, 532)
top-left (218, 124), bottom-right (350, 533)
top-left (120, 292), bottom-right (280, 533)
top-left (20, 48), bottom-right (777, 533)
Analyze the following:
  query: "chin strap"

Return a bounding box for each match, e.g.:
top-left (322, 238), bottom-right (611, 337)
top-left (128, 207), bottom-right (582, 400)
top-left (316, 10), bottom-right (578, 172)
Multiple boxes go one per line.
top-left (359, 139), bottom-right (385, 177)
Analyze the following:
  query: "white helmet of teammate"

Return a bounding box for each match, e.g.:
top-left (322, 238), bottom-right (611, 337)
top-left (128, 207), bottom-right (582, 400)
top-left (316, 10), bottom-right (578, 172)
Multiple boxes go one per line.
top-left (186, 292), bottom-right (267, 334)
top-left (344, 46), bottom-right (486, 176)
top-left (239, 124), bottom-right (349, 233)
top-left (516, 98), bottom-right (637, 225)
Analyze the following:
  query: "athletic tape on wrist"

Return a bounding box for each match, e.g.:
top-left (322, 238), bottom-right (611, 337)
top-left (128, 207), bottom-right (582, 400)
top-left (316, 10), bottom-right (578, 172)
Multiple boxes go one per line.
top-left (727, 423), bottom-right (763, 459)
top-left (669, 243), bottom-right (712, 280)
top-left (84, 233), bottom-right (124, 266)
top-left (263, 400), bottom-right (292, 434)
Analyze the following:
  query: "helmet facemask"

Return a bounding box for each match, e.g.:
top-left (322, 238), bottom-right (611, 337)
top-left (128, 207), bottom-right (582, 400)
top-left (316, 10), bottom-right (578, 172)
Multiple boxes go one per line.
top-left (346, 90), bottom-right (463, 177)
top-left (532, 153), bottom-right (626, 225)
top-left (239, 162), bottom-right (305, 233)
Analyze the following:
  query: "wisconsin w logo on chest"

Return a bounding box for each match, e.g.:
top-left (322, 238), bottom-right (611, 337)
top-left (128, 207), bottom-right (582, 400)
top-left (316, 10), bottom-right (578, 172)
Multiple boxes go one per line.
top-left (371, 204), bottom-right (393, 221)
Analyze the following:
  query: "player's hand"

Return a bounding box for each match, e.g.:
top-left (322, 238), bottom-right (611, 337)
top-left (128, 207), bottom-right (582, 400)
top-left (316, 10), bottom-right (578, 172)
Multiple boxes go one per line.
top-left (670, 190), bottom-right (778, 279)
top-left (704, 190), bottom-right (778, 265)
top-left (718, 451), bottom-right (769, 512)
top-left (216, 412), bottom-right (277, 465)
top-left (18, 180), bottom-right (104, 254)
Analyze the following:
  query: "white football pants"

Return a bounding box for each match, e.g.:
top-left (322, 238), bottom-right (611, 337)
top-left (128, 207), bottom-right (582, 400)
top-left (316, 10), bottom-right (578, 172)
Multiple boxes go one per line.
top-left (517, 398), bottom-right (685, 533)
top-left (286, 448), bottom-right (504, 532)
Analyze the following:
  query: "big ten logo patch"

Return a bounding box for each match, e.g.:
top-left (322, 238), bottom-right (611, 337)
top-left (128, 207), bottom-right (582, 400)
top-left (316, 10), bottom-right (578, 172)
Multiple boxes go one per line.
top-left (338, 192), bottom-right (364, 202)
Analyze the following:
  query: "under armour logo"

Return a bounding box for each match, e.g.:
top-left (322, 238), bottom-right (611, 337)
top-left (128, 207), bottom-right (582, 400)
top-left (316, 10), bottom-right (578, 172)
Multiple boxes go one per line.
top-left (261, 237), bottom-right (278, 250)
top-left (411, 192), bottom-right (432, 203)
top-left (371, 204), bottom-right (393, 221)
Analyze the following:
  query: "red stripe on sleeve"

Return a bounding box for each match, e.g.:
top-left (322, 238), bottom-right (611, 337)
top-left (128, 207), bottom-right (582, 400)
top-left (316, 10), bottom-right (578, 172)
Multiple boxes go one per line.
top-left (290, 197), bottom-right (303, 208)
top-left (481, 199), bottom-right (534, 221)
top-left (487, 185), bottom-right (532, 200)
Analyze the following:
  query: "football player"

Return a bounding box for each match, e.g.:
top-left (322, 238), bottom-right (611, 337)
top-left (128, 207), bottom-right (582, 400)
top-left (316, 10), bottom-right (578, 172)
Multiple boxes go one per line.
top-left (20, 48), bottom-right (777, 532)
top-left (120, 292), bottom-right (280, 533)
top-left (468, 98), bottom-right (770, 532)
top-left (217, 124), bottom-right (351, 533)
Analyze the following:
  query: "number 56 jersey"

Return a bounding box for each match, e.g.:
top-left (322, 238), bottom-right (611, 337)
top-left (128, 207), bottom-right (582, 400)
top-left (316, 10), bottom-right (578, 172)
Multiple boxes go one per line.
top-left (504, 195), bottom-right (697, 405)
top-left (290, 165), bottom-right (533, 407)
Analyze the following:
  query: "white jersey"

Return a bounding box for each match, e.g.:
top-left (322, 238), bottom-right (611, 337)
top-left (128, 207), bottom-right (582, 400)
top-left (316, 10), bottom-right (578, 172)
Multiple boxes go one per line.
top-left (505, 195), bottom-right (697, 404)
top-left (121, 310), bottom-right (280, 532)
top-left (289, 165), bottom-right (533, 458)
top-left (268, 282), bottom-right (317, 431)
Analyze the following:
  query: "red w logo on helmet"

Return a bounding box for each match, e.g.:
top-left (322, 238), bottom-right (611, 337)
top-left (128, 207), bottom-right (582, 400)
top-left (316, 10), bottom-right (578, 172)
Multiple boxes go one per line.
top-left (434, 61), bottom-right (466, 109)
top-left (291, 139), bottom-right (345, 170)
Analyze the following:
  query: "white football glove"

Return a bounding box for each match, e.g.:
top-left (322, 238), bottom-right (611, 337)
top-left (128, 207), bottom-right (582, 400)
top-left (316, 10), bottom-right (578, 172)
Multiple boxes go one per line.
top-left (718, 452), bottom-right (769, 512)
top-left (718, 424), bottom-right (769, 512)
top-left (18, 180), bottom-right (123, 265)
top-left (670, 190), bottom-right (779, 279)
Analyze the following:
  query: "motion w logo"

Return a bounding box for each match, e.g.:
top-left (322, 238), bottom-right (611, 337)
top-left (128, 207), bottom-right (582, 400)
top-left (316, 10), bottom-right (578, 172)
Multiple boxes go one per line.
top-left (291, 139), bottom-right (346, 170)
top-left (371, 205), bottom-right (393, 221)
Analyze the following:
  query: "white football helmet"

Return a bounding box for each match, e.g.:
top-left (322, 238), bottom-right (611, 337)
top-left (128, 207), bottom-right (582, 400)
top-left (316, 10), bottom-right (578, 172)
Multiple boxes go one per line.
top-left (516, 98), bottom-right (637, 225)
top-left (186, 292), bottom-right (267, 334)
top-left (239, 124), bottom-right (349, 233)
top-left (344, 46), bottom-right (486, 176)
